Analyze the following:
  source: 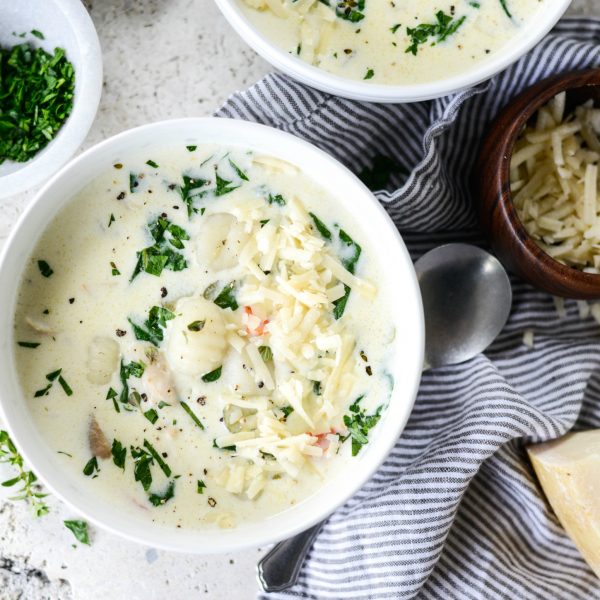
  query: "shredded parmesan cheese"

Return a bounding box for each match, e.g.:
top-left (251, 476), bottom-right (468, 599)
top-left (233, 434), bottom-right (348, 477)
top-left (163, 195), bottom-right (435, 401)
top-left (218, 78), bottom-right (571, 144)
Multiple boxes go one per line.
top-left (511, 93), bottom-right (600, 270)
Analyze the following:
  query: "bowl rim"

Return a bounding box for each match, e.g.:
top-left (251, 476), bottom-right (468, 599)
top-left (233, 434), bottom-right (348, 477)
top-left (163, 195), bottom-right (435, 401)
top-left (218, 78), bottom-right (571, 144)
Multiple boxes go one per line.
top-left (0, 117), bottom-right (424, 553)
top-left (494, 68), bottom-right (600, 294)
top-left (214, 0), bottom-right (572, 103)
top-left (0, 0), bottom-right (103, 199)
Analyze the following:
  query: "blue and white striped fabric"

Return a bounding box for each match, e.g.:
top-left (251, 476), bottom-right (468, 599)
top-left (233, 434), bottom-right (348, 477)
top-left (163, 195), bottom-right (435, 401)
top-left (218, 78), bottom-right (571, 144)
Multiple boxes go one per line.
top-left (217, 18), bottom-right (600, 599)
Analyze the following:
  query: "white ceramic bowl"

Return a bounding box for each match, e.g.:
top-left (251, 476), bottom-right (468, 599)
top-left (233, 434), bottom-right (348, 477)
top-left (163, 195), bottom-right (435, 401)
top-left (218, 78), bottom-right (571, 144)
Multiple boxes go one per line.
top-left (215, 0), bottom-right (572, 103)
top-left (0, 118), bottom-right (424, 552)
top-left (0, 0), bottom-right (102, 199)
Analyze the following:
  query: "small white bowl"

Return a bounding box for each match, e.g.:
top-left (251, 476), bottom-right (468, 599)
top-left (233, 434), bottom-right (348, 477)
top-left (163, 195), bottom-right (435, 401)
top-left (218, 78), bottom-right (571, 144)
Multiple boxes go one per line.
top-left (0, 118), bottom-right (424, 553)
top-left (215, 0), bottom-right (572, 103)
top-left (0, 0), bottom-right (102, 199)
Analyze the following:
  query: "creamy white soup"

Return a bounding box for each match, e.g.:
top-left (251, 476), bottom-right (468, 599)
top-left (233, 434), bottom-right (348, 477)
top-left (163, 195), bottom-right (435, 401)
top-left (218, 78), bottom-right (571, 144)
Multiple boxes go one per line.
top-left (13, 145), bottom-right (397, 530)
top-left (239, 0), bottom-right (548, 85)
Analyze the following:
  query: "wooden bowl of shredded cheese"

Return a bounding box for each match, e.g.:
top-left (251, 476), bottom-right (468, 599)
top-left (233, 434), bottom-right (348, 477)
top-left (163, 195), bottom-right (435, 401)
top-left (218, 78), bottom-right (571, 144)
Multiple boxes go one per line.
top-left (478, 69), bottom-right (600, 299)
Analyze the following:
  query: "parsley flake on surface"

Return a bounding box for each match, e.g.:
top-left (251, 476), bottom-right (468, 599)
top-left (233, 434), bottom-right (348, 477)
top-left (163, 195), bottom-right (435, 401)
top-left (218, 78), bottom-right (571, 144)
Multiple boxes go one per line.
top-left (229, 159), bottom-right (249, 181)
top-left (128, 305), bottom-right (175, 346)
top-left (340, 396), bottom-right (383, 456)
top-left (82, 456), bottom-right (99, 477)
top-left (405, 11), bottom-right (466, 56)
top-left (181, 401), bottom-right (205, 429)
top-left (148, 480), bottom-right (175, 506)
top-left (131, 216), bottom-right (189, 281)
top-left (111, 439), bottom-right (127, 470)
top-left (201, 366), bottom-right (222, 383)
top-left (64, 520), bottom-right (90, 545)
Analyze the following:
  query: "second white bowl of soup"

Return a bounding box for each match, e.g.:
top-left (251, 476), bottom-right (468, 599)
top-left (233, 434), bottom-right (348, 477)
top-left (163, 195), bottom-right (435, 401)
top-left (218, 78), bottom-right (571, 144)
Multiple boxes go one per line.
top-left (215, 0), bottom-right (572, 102)
top-left (0, 118), bottom-right (423, 552)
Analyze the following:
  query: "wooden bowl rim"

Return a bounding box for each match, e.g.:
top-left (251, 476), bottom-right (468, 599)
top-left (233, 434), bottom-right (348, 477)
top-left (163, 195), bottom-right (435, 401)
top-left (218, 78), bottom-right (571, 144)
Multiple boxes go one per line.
top-left (496, 68), bottom-right (600, 293)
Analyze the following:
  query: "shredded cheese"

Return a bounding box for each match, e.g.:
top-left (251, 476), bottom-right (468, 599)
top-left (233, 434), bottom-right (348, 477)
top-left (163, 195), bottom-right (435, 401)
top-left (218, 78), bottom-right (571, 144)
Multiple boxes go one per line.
top-left (511, 93), bottom-right (600, 270)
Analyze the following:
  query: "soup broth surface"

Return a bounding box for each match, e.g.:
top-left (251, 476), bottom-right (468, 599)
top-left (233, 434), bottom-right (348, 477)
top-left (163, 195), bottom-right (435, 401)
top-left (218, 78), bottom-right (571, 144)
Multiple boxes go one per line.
top-left (239, 0), bottom-right (548, 85)
top-left (14, 144), bottom-right (397, 530)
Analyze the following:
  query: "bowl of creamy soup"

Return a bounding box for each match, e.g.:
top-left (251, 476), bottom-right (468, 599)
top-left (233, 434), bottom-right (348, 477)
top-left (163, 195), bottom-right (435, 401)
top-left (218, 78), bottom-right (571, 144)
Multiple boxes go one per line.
top-left (214, 0), bottom-right (571, 103)
top-left (0, 118), bottom-right (423, 552)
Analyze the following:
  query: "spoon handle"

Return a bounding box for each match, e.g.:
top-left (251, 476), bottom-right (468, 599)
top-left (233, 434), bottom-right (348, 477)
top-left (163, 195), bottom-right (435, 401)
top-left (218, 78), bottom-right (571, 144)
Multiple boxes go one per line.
top-left (257, 522), bottom-right (324, 592)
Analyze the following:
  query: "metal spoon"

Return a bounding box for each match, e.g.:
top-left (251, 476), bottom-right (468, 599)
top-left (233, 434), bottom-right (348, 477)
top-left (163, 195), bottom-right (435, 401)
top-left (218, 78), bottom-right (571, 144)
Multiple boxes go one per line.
top-left (257, 243), bottom-right (512, 593)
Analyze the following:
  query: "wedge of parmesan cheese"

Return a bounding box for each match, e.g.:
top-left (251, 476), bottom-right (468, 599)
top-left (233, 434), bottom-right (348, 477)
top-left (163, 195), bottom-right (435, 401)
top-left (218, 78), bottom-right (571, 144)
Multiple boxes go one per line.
top-left (528, 431), bottom-right (600, 578)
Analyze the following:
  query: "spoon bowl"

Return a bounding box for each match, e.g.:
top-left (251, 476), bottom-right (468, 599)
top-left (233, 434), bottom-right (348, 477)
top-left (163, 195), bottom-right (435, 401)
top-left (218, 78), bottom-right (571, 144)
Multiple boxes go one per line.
top-left (415, 244), bottom-right (512, 369)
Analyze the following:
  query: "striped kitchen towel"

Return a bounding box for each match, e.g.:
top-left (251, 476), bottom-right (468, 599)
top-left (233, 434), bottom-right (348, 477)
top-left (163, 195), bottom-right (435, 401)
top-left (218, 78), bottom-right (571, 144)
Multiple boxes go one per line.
top-left (217, 18), bottom-right (600, 600)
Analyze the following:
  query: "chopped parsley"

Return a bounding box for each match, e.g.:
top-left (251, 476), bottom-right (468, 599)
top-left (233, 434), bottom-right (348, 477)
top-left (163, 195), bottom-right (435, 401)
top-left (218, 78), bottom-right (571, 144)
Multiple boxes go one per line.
top-left (118, 359), bottom-right (145, 408)
top-left (148, 480), bottom-right (175, 506)
top-left (131, 216), bottom-right (189, 280)
top-left (405, 11), bottom-right (466, 56)
top-left (499, 0), bottom-right (511, 18)
top-left (37, 260), bottom-right (53, 278)
top-left (267, 193), bottom-right (286, 206)
top-left (82, 456), bottom-right (99, 477)
top-left (17, 341), bottom-right (40, 348)
top-left (258, 346), bottom-right (273, 361)
top-left (146, 159), bottom-right (159, 168)
top-left (64, 520), bottom-right (90, 545)
top-left (340, 396), bottom-right (382, 456)
top-left (143, 439), bottom-right (171, 478)
top-left (130, 446), bottom-right (153, 491)
top-left (390, 23), bottom-right (401, 33)
top-left (110, 261), bottom-right (120, 276)
top-left (229, 159), bottom-right (249, 181)
top-left (215, 173), bottom-right (239, 197)
top-left (178, 174), bottom-right (208, 217)
top-left (111, 439), bottom-right (127, 470)
top-left (364, 68), bottom-right (374, 80)
top-left (197, 479), bottom-right (206, 494)
top-left (213, 282), bottom-right (238, 311)
top-left (129, 172), bottom-right (140, 193)
top-left (108, 213), bottom-right (116, 227)
top-left (181, 401), bottom-right (204, 430)
top-left (334, 230), bottom-right (361, 320)
top-left (186, 145), bottom-right (197, 152)
top-left (213, 439), bottom-right (236, 452)
top-left (144, 408), bottom-right (159, 424)
top-left (106, 387), bottom-right (119, 413)
top-left (187, 320), bottom-right (205, 332)
top-left (320, 0), bottom-right (366, 23)
top-left (202, 366), bottom-right (222, 383)
top-left (128, 305), bottom-right (175, 346)
top-left (309, 212), bottom-right (332, 240)
top-left (279, 406), bottom-right (294, 421)
top-left (339, 229), bottom-right (362, 274)
top-left (307, 214), bottom-right (361, 320)
top-left (0, 42), bottom-right (75, 164)
top-left (34, 368), bottom-right (72, 398)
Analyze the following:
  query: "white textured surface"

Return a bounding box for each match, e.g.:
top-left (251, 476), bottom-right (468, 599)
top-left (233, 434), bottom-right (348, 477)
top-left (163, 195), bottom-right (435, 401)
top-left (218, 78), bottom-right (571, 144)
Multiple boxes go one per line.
top-left (0, 1), bottom-right (595, 598)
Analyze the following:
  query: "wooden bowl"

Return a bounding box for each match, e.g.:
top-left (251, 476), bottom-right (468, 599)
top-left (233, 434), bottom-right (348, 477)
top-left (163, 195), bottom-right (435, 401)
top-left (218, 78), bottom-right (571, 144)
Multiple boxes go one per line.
top-left (477, 68), bottom-right (600, 299)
